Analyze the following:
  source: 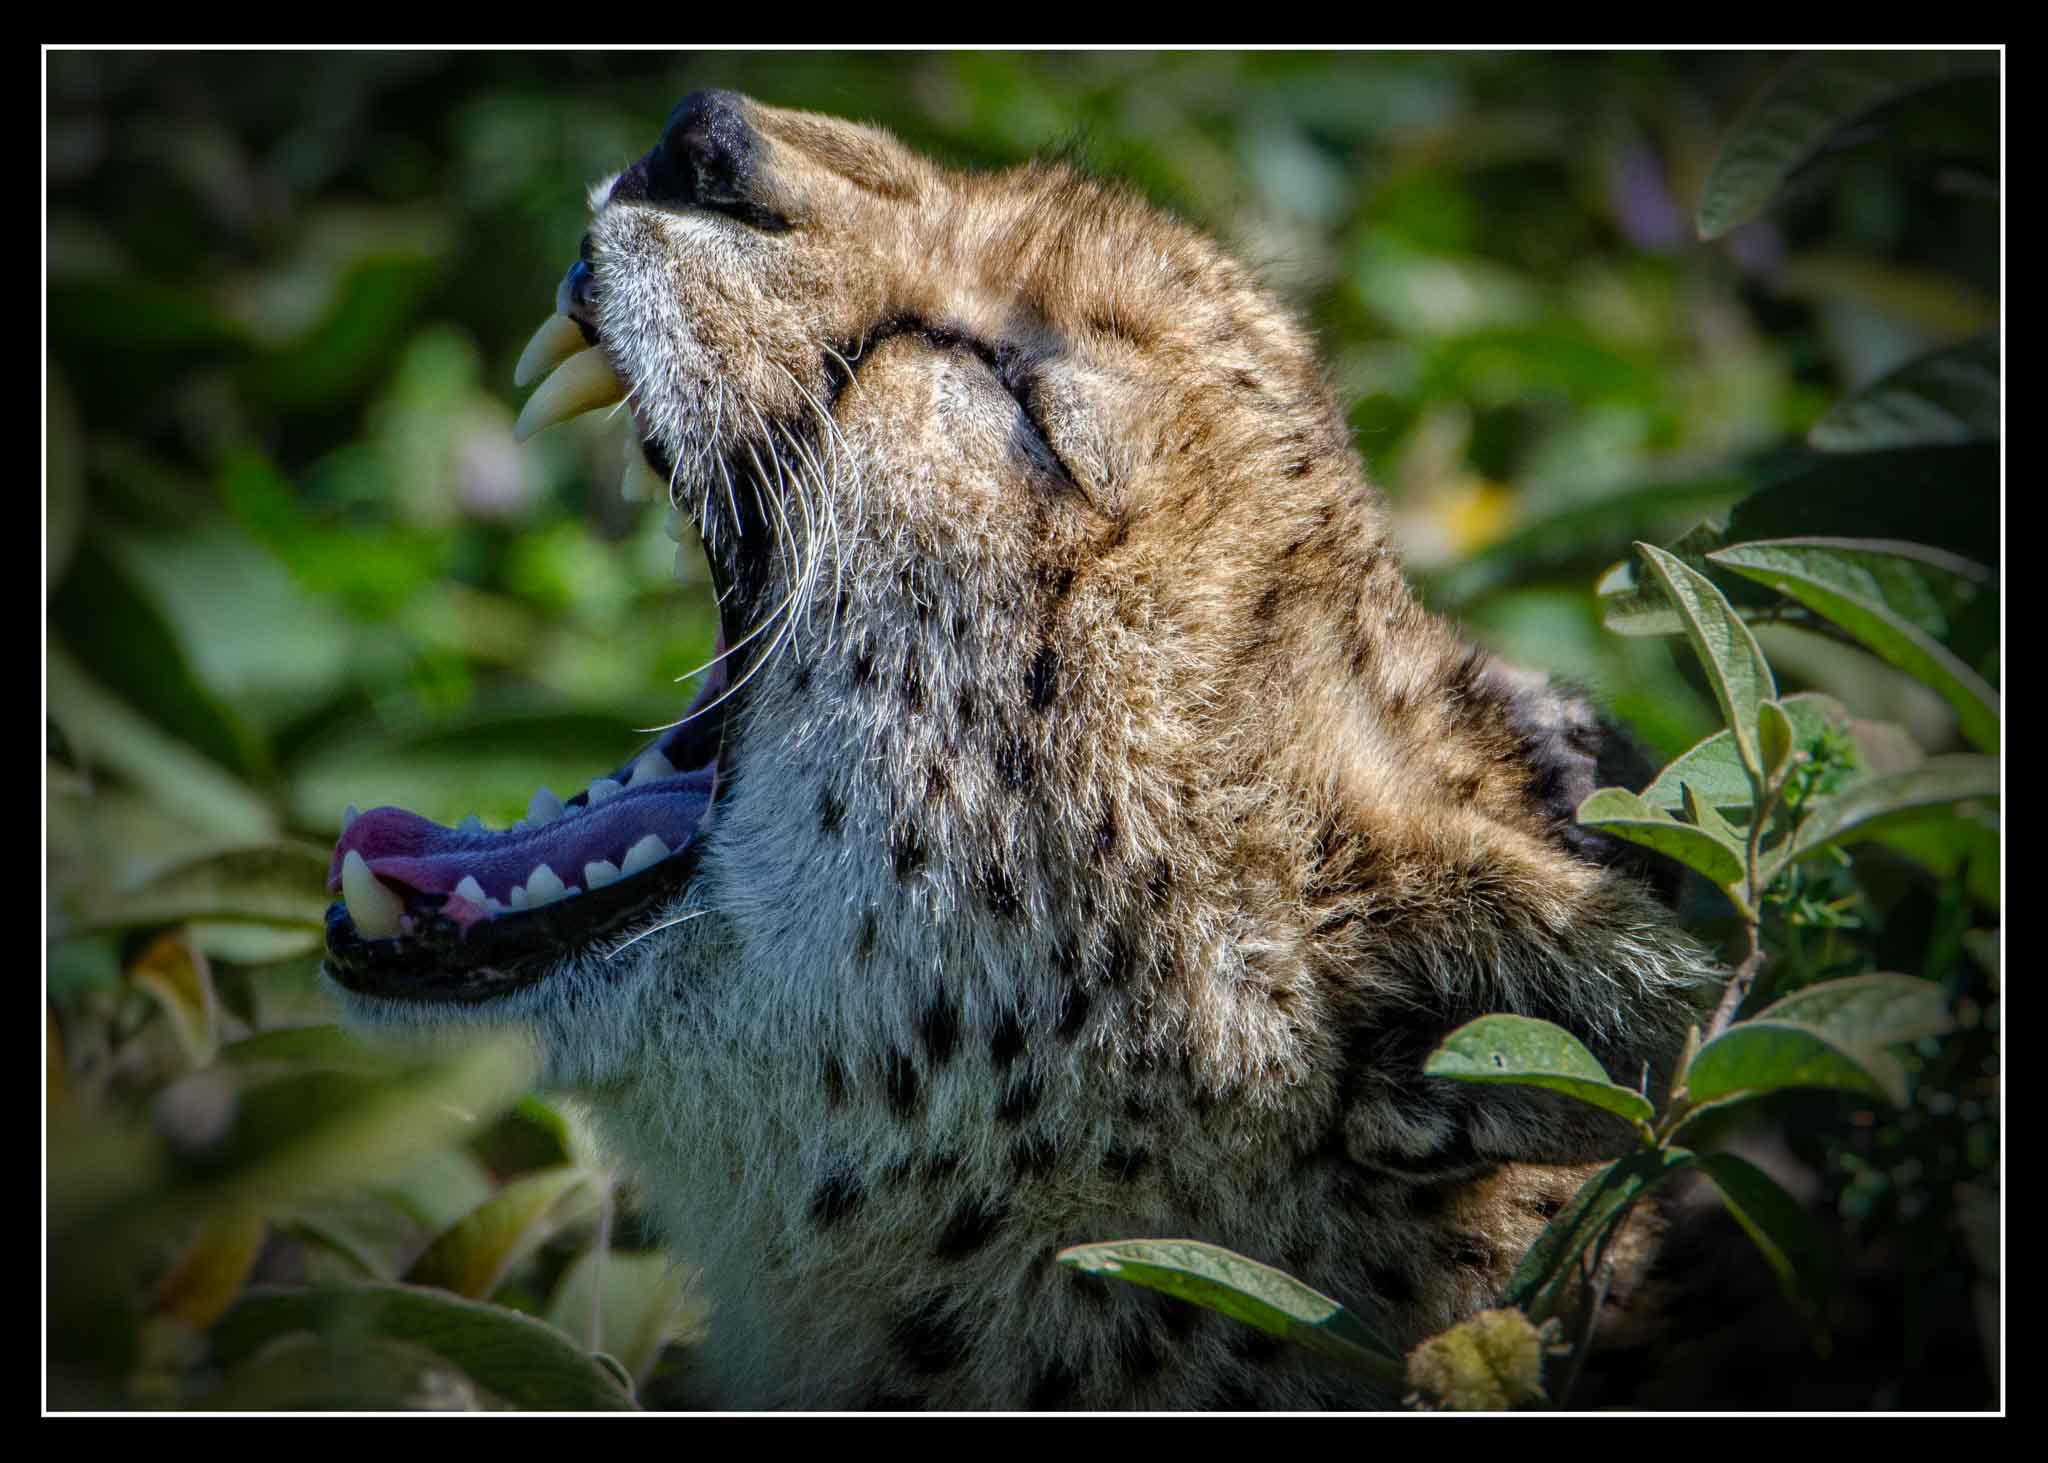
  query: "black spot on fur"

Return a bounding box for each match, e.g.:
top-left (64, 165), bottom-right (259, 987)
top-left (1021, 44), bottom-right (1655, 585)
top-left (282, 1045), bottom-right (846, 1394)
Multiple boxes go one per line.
top-left (1055, 983), bottom-right (1092, 1041)
top-left (892, 824), bottom-right (927, 882)
top-left (1026, 644), bottom-right (1060, 710)
top-left (977, 860), bottom-right (1021, 919)
top-left (1122, 1092), bottom-right (1154, 1125)
top-left (821, 1050), bottom-right (848, 1109)
top-left (934, 1196), bottom-right (1008, 1260)
top-left (1009, 1134), bottom-right (1059, 1179)
top-left (1446, 1236), bottom-right (1497, 1272)
top-left (855, 911), bottom-right (878, 963)
top-left (956, 684), bottom-right (978, 729)
top-left (1145, 858), bottom-right (1173, 910)
top-left (1092, 810), bottom-right (1117, 860)
top-left (1101, 1146), bottom-right (1150, 1183)
top-left (1094, 931), bottom-right (1135, 988)
top-left (1365, 1261), bottom-right (1418, 1307)
top-left (1287, 456), bottom-right (1315, 479)
top-left (1231, 1327), bottom-right (1285, 1366)
top-left (885, 1048), bottom-right (921, 1120)
top-left (852, 640), bottom-right (875, 687)
top-left (990, 1007), bottom-right (1027, 1069)
top-left (996, 1072), bottom-right (1043, 1125)
top-left (817, 787), bottom-right (844, 837)
top-left (1119, 1329), bottom-right (1165, 1383)
top-left (809, 1169), bottom-right (865, 1229)
top-left (1026, 1358), bottom-right (1084, 1410)
top-left (1155, 1294), bottom-right (1204, 1340)
top-left (995, 736), bottom-right (1035, 792)
top-left (1254, 581), bottom-right (1286, 620)
top-left (920, 987), bottom-right (959, 1069)
top-left (926, 762), bottom-right (951, 803)
top-left (901, 658), bottom-right (924, 713)
top-left (1232, 369), bottom-right (1262, 393)
top-left (892, 1298), bottom-right (972, 1375)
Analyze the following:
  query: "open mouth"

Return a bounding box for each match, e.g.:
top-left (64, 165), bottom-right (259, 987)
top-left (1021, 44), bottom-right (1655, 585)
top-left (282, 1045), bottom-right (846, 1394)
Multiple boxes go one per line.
top-left (325, 306), bottom-right (734, 1004)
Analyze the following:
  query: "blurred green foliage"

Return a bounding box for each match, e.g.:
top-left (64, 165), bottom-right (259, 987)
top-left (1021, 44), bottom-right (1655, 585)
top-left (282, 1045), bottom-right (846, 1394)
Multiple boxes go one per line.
top-left (45, 51), bottom-right (1998, 1411)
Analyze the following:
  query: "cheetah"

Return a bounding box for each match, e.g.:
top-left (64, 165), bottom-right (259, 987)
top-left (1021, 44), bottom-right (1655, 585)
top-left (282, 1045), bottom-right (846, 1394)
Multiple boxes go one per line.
top-left (327, 91), bottom-right (1717, 1409)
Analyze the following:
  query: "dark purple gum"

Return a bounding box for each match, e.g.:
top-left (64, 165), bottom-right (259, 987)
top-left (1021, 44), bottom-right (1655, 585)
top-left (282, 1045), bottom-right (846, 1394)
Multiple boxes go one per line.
top-left (324, 643), bottom-right (733, 1003)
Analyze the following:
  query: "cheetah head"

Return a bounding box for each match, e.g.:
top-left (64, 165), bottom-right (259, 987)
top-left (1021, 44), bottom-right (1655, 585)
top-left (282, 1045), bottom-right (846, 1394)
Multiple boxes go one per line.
top-left (326, 93), bottom-right (1714, 1400)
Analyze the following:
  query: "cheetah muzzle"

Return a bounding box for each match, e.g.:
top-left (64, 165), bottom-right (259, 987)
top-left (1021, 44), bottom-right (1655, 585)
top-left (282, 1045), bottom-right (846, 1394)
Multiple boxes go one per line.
top-left (327, 90), bottom-right (1719, 1410)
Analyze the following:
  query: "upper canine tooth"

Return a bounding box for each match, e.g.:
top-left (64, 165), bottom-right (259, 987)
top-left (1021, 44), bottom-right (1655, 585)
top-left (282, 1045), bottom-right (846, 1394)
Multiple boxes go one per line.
top-left (342, 804), bottom-right (360, 832)
top-left (514, 313), bottom-right (590, 389)
top-left (341, 850), bottom-right (404, 940)
top-left (527, 786), bottom-right (565, 826)
top-left (515, 347), bottom-right (627, 442)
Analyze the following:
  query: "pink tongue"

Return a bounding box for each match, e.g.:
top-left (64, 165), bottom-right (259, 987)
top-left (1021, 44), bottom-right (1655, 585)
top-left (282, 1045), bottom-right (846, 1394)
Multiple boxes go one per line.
top-left (327, 768), bottom-right (714, 903)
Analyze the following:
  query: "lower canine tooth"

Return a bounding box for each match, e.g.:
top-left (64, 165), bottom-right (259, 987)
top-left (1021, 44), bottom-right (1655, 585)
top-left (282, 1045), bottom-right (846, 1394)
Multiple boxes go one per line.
top-left (526, 865), bottom-right (569, 907)
top-left (515, 346), bottom-right (627, 442)
top-left (341, 850), bottom-right (404, 940)
top-left (621, 834), bottom-right (670, 876)
top-left (587, 777), bottom-right (623, 807)
top-left (584, 859), bottom-right (621, 890)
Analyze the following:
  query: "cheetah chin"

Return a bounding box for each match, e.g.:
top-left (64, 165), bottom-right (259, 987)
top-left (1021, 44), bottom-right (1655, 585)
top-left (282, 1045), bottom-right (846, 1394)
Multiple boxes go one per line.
top-left (326, 90), bottom-right (1719, 1411)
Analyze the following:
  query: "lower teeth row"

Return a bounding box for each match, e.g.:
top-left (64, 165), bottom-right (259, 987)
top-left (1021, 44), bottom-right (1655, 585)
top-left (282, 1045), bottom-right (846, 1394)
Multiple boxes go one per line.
top-left (340, 833), bottom-right (674, 939)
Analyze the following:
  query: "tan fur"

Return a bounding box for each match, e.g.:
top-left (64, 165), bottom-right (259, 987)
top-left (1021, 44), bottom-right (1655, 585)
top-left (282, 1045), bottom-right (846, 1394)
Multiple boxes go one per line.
top-left (338, 94), bottom-right (1717, 1409)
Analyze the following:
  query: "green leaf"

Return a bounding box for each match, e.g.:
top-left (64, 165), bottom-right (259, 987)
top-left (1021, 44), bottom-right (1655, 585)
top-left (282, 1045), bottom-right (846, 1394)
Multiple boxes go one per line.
top-left (58, 1032), bottom-right (533, 1240)
top-left (405, 1166), bottom-right (595, 1301)
top-left (1810, 334), bottom-right (1999, 451)
top-left (1710, 540), bottom-right (1999, 753)
top-left (1636, 543), bottom-right (1777, 785)
top-left (1683, 1020), bottom-right (1903, 1113)
top-left (1755, 972), bottom-right (1954, 1050)
top-left (1697, 51), bottom-right (2000, 239)
top-left (198, 1331), bottom-right (514, 1411)
top-left (1596, 519), bottom-right (1733, 638)
top-left (1056, 1239), bottom-right (1402, 1389)
top-left (1578, 787), bottom-right (1748, 897)
top-left (545, 1250), bottom-right (699, 1388)
top-left (1784, 756), bottom-right (1999, 870)
top-left (51, 535), bottom-right (268, 783)
top-left (210, 1284), bottom-right (637, 1411)
top-left (1501, 1148), bottom-right (1695, 1321)
top-left (1424, 1014), bottom-right (1655, 1133)
top-left (126, 931), bottom-right (219, 1068)
top-left (1693, 1152), bottom-right (1836, 1348)
top-left (1642, 695), bottom-right (1853, 813)
top-left (1758, 700), bottom-right (1796, 788)
top-left (47, 643), bottom-right (277, 846)
top-left (76, 842), bottom-right (333, 935)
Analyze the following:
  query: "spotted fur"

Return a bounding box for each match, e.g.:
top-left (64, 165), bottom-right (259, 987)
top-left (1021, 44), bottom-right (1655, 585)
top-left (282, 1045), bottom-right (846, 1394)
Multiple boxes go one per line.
top-left (337, 92), bottom-right (1718, 1409)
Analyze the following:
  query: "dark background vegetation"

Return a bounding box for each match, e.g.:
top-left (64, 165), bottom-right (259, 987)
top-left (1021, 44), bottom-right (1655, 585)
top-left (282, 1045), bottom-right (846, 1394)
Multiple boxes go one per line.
top-left (46, 51), bottom-right (1999, 1411)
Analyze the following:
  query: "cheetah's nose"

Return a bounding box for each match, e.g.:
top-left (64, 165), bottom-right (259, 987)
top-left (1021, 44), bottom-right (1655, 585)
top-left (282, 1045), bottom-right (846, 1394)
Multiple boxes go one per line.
top-left (556, 259), bottom-right (598, 336)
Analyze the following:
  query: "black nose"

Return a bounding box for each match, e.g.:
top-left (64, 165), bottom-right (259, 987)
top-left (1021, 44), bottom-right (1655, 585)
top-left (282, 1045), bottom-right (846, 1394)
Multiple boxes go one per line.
top-left (555, 258), bottom-right (598, 336)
